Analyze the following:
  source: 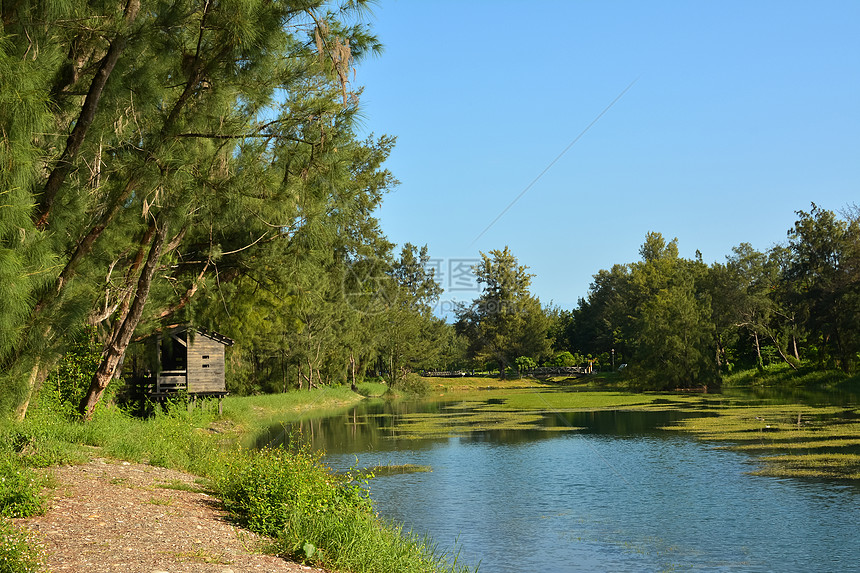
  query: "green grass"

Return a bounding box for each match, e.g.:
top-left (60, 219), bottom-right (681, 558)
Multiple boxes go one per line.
top-left (497, 390), bottom-right (700, 411)
top-left (427, 376), bottom-right (549, 393)
top-left (388, 407), bottom-right (557, 438)
top-left (722, 362), bottom-right (860, 388)
top-left (221, 386), bottom-right (365, 431)
top-left (356, 381), bottom-right (389, 397)
top-left (0, 457), bottom-right (48, 519)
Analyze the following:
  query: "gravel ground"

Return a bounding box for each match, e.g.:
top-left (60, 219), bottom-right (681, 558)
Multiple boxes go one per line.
top-left (15, 458), bottom-right (330, 573)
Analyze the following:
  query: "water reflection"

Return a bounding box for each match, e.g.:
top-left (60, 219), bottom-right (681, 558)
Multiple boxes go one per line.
top-left (259, 395), bottom-right (708, 454)
top-left (259, 391), bottom-right (860, 572)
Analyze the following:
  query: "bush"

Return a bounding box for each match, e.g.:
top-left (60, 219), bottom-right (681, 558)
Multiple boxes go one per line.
top-left (0, 457), bottom-right (44, 519)
top-left (216, 437), bottom-right (473, 573)
top-left (388, 373), bottom-right (430, 397)
top-left (216, 441), bottom-right (371, 538)
top-left (0, 518), bottom-right (43, 573)
top-left (38, 327), bottom-right (103, 419)
top-left (281, 508), bottom-right (469, 573)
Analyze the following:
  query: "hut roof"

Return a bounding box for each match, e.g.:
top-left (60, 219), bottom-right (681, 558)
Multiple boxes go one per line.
top-left (133, 325), bottom-right (234, 346)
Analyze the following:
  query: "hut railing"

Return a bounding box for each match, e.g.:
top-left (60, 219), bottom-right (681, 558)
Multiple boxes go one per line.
top-left (157, 371), bottom-right (188, 393)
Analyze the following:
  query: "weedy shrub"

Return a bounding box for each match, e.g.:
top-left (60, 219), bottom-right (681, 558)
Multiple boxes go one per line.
top-left (0, 457), bottom-right (44, 519)
top-left (216, 437), bottom-right (474, 573)
top-left (217, 440), bottom-right (371, 537)
top-left (5, 414), bottom-right (86, 469)
top-left (281, 509), bottom-right (472, 573)
top-left (0, 518), bottom-right (43, 573)
top-left (387, 373), bottom-right (430, 397)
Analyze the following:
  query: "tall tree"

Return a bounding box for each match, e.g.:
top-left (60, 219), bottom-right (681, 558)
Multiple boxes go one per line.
top-left (379, 243), bottom-right (445, 385)
top-left (784, 204), bottom-right (860, 372)
top-left (455, 247), bottom-right (551, 377)
top-left (625, 233), bottom-right (717, 388)
top-left (0, 0), bottom-right (387, 418)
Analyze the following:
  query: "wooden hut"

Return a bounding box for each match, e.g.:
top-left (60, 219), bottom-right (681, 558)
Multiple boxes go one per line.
top-left (132, 326), bottom-right (233, 408)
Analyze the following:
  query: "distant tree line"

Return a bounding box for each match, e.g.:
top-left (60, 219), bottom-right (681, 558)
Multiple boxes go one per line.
top-left (545, 204), bottom-right (860, 388)
top-left (447, 204), bottom-right (860, 389)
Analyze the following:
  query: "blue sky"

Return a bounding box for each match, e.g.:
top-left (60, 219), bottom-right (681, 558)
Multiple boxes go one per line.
top-left (352, 1), bottom-right (860, 314)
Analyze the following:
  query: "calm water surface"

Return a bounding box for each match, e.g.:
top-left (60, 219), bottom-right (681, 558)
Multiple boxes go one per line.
top-left (276, 396), bottom-right (860, 572)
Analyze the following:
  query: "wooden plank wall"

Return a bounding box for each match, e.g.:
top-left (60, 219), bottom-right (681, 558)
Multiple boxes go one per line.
top-left (186, 335), bottom-right (226, 393)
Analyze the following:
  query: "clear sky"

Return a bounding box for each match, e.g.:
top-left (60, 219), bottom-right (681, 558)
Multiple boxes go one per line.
top-left (352, 0), bottom-right (860, 315)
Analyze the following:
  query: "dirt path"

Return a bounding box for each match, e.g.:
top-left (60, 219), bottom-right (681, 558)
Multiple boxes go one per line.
top-left (15, 458), bottom-right (328, 573)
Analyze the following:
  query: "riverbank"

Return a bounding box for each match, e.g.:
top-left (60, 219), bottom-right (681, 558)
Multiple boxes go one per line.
top-left (15, 458), bottom-right (330, 572)
top-left (0, 384), bottom-right (473, 573)
top-left (3, 369), bottom-right (859, 571)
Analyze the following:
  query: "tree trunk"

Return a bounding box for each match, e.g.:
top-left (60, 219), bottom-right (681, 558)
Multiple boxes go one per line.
top-left (79, 217), bottom-right (168, 420)
top-left (349, 352), bottom-right (357, 392)
top-left (35, 0), bottom-right (141, 227)
top-left (15, 362), bottom-right (49, 421)
top-left (834, 327), bottom-right (851, 373)
top-left (282, 351), bottom-right (288, 393)
top-left (767, 331), bottom-right (798, 370)
top-left (753, 331), bottom-right (762, 367)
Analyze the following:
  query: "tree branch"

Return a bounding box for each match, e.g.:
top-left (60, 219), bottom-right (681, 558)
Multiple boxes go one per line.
top-left (35, 0), bottom-right (140, 228)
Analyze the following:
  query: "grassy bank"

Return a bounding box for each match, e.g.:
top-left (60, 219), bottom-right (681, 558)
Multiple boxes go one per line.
top-left (0, 384), bottom-right (473, 573)
top-left (722, 362), bottom-right (860, 388)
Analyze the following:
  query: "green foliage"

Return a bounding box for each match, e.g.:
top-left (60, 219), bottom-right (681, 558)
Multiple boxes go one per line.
top-left (216, 442), bottom-right (372, 538)
top-left (515, 356), bottom-right (536, 373)
top-left (0, 518), bottom-right (43, 573)
top-left (784, 204), bottom-right (860, 372)
top-left (455, 247), bottom-right (552, 377)
top-left (39, 327), bottom-right (103, 418)
top-left (632, 272), bottom-right (717, 389)
top-left (387, 373), bottom-right (430, 397)
top-left (279, 508), bottom-right (472, 573)
top-left (546, 351), bottom-right (583, 367)
top-left (0, 457), bottom-right (45, 519)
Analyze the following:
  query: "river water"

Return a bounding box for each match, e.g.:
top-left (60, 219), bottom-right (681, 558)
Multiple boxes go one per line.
top-left (274, 396), bottom-right (860, 572)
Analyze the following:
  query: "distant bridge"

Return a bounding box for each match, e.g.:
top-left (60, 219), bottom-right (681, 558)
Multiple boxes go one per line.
top-left (421, 365), bottom-right (591, 378)
top-left (527, 366), bottom-right (590, 376)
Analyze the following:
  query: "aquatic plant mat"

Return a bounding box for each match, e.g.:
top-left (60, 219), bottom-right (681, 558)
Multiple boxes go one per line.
top-left (357, 464), bottom-right (433, 478)
top-left (662, 403), bottom-right (860, 479)
top-left (407, 378), bottom-right (860, 481)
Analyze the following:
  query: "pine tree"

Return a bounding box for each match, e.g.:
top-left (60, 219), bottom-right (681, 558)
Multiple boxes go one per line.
top-left (0, 0), bottom-right (388, 418)
top-left (455, 247), bottom-right (551, 377)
